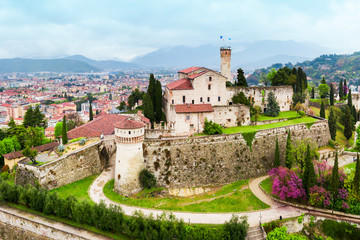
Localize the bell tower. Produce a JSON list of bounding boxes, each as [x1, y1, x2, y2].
[[220, 46, 232, 83]]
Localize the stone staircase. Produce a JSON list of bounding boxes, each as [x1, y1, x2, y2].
[[245, 226, 266, 240]]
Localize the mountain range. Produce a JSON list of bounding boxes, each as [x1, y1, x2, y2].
[[0, 40, 334, 73]]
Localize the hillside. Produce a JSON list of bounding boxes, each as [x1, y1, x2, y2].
[[0, 58, 99, 73], [249, 52, 360, 85]]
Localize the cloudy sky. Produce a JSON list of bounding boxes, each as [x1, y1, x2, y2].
[[0, 0, 359, 61]]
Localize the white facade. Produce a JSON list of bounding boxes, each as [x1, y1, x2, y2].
[[114, 123, 145, 196]]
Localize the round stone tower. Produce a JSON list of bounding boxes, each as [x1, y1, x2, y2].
[[220, 46, 232, 83], [113, 118, 145, 196]]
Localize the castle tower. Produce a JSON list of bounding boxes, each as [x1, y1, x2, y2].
[[220, 46, 232, 83], [113, 118, 146, 196]]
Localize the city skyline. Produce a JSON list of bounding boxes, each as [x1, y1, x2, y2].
[[0, 0, 359, 61]]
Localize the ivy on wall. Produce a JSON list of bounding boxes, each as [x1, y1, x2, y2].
[[241, 131, 257, 151]]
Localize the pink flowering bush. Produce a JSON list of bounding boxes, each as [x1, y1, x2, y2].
[[314, 160, 346, 189], [309, 185, 331, 208], [268, 167, 306, 201]]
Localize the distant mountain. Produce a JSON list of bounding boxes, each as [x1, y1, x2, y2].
[[64, 55, 139, 71], [0, 58, 99, 73], [132, 40, 333, 71]]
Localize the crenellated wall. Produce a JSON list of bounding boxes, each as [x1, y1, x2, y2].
[[143, 120, 330, 188]]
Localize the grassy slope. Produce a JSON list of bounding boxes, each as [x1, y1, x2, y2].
[[49, 175, 98, 202], [104, 179, 269, 212], [223, 117, 318, 134], [260, 178, 272, 195], [257, 111, 299, 121]]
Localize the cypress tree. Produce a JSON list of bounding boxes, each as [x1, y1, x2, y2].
[[303, 144, 316, 196], [328, 108, 337, 141], [311, 87, 315, 99], [285, 130, 292, 169], [296, 68, 303, 93], [62, 115, 68, 145], [331, 152, 340, 200], [330, 84, 334, 106], [147, 73, 156, 105], [274, 138, 280, 167], [236, 68, 248, 87], [339, 79, 343, 100], [344, 79, 347, 97], [154, 80, 162, 122], [89, 102, 93, 121], [321, 76, 326, 84], [352, 106, 358, 123], [354, 153, 360, 195], [143, 93, 154, 123], [344, 105, 353, 140], [348, 88, 352, 109], [320, 101, 326, 118]]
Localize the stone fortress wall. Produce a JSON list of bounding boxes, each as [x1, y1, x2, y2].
[[16, 139, 116, 190], [143, 119, 330, 188]]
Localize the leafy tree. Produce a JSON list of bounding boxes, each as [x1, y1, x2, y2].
[[330, 84, 334, 106], [11, 136, 21, 151], [33, 105, 46, 128], [3, 138, 14, 153], [117, 101, 127, 111], [232, 92, 251, 107], [21, 146, 38, 164], [223, 215, 248, 240], [203, 118, 223, 135], [267, 68, 277, 85], [265, 91, 280, 117], [143, 93, 154, 123], [235, 68, 247, 87], [293, 139, 318, 173], [318, 83, 330, 99], [109, 92, 112, 100], [23, 107, 34, 128], [320, 101, 326, 118], [331, 152, 339, 202], [62, 115, 68, 145], [54, 122, 63, 139], [285, 130, 293, 169], [128, 88, 145, 109], [259, 72, 270, 86], [328, 108, 337, 141], [344, 105, 353, 140], [354, 153, 360, 195], [66, 112, 83, 127], [89, 102, 93, 121], [154, 80, 163, 122], [339, 79, 344, 100], [274, 138, 280, 167], [303, 144, 316, 196], [321, 76, 327, 84], [139, 169, 156, 189]]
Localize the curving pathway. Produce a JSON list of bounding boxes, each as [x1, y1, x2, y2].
[[89, 152, 356, 227]]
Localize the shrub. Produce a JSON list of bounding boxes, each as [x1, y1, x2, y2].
[[1, 165, 9, 173], [79, 138, 87, 146], [298, 110, 306, 117], [139, 169, 156, 189], [223, 215, 248, 240], [57, 144, 65, 152], [203, 118, 223, 135], [321, 219, 360, 240]]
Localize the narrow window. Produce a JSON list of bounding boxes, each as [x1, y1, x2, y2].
[[207, 97, 210, 102], [186, 115, 190, 120], [208, 85, 211, 90], [218, 96, 221, 101], [200, 97, 203, 102], [192, 100, 194, 104], [172, 99, 174, 104], [209, 76, 212, 81], [128, 131, 131, 134], [183, 96, 185, 103]]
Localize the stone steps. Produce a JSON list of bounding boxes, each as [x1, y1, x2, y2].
[[245, 226, 265, 240]]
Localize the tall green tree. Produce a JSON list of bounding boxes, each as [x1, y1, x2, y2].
[[331, 152, 340, 203], [54, 122, 63, 139], [303, 144, 316, 197], [328, 108, 337, 141], [321, 76, 327, 84], [109, 92, 112, 100], [339, 79, 344, 100], [330, 84, 334, 106], [89, 102, 93, 121], [265, 91, 280, 117], [311, 87, 315, 99], [34, 105, 46, 128], [320, 101, 326, 118], [22, 146, 38, 164], [147, 73, 156, 105], [344, 105, 353, 140], [23, 106, 34, 128], [285, 130, 292, 169], [236, 68, 248, 87], [274, 138, 280, 167], [154, 80, 163, 122], [318, 83, 330, 99], [62, 115, 68, 145], [348, 88, 353, 109], [344, 79, 348, 96], [117, 101, 127, 111], [353, 153, 360, 195], [143, 93, 154, 123], [128, 88, 145, 109]]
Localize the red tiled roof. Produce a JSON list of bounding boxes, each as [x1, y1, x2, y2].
[[3, 142, 59, 160], [175, 104, 214, 113], [114, 118, 146, 129], [67, 114, 128, 139], [178, 67, 202, 74], [166, 79, 193, 90], [187, 70, 208, 79]]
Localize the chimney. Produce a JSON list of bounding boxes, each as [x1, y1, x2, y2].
[[220, 46, 232, 83]]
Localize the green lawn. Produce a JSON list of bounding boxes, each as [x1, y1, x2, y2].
[[223, 117, 318, 134], [49, 175, 97, 202], [257, 111, 299, 121], [104, 179, 269, 212], [260, 178, 272, 195], [343, 162, 356, 173]]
